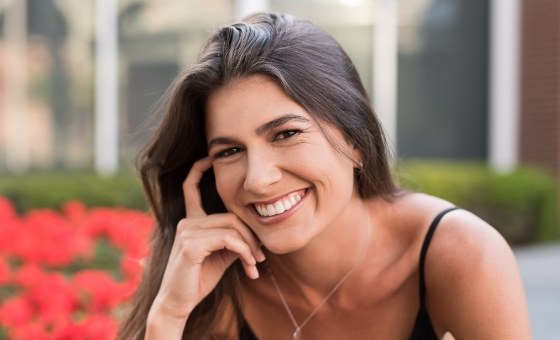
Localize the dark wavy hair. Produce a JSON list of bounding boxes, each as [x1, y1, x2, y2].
[[118, 12, 397, 339]]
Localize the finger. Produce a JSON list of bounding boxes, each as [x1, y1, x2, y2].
[[203, 229, 257, 266], [183, 157, 214, 217], [210, 233, 260, 279], [180, 228, 260, 279], [179, 213, 265, 262], [227, 216, 266, 263]]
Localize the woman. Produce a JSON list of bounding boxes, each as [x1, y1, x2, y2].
[[118, 12, 530, 339]]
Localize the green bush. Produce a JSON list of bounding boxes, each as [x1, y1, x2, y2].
[[397, 161, 559, 244], [0, 171, 147, 213]]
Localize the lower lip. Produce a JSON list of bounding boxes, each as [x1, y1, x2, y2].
[[252, 189, 310, 225]]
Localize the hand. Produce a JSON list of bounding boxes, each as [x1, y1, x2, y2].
[[148, 157, 265, 326]]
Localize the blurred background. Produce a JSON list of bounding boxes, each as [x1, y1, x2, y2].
[[0, 0, 558, 338], [0, 0, 558, 176]]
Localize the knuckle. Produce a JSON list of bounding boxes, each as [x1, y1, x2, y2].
[[179, 237, 194, 250], [174, 232, 195, 254], [223, 229, 238, 241], [176, 218, 202, 236], [176, 218, 192, 232], [177, 229, 192, 241], [183, 173, 199, 188], [182, 180, 193, 194]]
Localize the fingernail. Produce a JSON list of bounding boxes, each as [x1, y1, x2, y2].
[[256, 249, 266, 262], [250, 265, 259, 279]]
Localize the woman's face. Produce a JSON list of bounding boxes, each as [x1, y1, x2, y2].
[[205, 75, 361, 254]]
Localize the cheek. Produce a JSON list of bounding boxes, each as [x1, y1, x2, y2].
[[213, 170, 230, 200], [301, 145, 354, 177], [315, 155, 356, 196], [213, 165, 243, 204]]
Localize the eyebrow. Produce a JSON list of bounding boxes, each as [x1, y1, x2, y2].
[[207, 114, 310, 150], [255, 114, 310, 136]]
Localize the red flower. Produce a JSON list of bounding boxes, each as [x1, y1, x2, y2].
[[10, 210, 91, 267], [84, 208, 153, 258], [0, 198, 154, 338], [18, 210, 93, 266], [0, 200, 21, 257], [73, 270, 128, 313], [0, 296, 33, 329], [62, 200, 87, 222], [10, 265, 78, 327], [9, 321, 50, 340], [83, 208, 116, 238], [0, 196, 16, 220], [28, 271, 77, 326], [53, 313, 117, 340], [121, 255, 144, 283], [13, 263, 48, 290]]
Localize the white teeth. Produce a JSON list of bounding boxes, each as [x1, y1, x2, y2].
[[254, 192, 303, 217], [274, 202, 285, 214], [266, 205, 276, 216], [289, 196, 297, 205]]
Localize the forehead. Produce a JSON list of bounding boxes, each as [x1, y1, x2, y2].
[[204, 75, 312, 135]]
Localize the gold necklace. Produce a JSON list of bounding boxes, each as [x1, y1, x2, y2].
[[268, 225, 371, 340]]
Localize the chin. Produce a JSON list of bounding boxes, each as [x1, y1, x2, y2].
[[261, 233, 309, 255]]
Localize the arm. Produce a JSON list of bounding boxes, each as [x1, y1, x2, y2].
[[427, 210, 531, 339], [146, 306, 189, 339]]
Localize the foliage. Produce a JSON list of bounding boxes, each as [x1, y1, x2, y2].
[[397, 161, 559, 244], [0, 198, 153, 339], [0, 171, 147, 214]]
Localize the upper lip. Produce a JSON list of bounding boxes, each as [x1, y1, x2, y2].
[[246, 188, 308, 206]]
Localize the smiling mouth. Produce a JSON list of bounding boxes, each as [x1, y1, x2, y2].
[[253, 189, 307, 217]]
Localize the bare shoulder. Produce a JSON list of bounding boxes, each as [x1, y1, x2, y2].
[[410, 195, 532, 339]]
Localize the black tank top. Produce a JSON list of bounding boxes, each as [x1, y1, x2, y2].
[[239, 207, 458, 340]]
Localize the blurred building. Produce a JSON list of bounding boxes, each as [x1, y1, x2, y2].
[[0, 0, 558, 184], [518, 0, 559, 182]]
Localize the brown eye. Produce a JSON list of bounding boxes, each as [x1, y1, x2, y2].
[[274, 130, 300, 141], [215, 147, 243, 158]]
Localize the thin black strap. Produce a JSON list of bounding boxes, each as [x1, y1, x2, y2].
[[418, 207, 459, 306]]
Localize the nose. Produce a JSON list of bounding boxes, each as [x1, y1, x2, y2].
[[243, 151, 282, 195]]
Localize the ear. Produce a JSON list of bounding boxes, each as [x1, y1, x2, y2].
[[351, 145, 363, 169]]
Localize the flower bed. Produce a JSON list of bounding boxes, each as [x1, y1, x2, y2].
[[0, 197, 153, 339]]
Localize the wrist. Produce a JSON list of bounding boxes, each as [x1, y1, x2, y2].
[[145, 303, 190, 339]]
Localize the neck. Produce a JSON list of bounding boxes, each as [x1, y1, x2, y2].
[[265, 198, 375, 303]]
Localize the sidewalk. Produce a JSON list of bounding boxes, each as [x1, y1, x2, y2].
[[514, 242, 560, 340]]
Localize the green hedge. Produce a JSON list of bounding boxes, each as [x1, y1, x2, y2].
[[0, 162, 558, 244], [397, 161, 559, 244], [0, 171, 147, 213]]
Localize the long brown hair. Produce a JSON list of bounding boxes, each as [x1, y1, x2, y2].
[[117, 12, 397, 339]]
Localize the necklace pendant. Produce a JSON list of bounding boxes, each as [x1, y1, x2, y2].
[[293, 327, 301, 340]]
